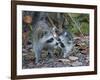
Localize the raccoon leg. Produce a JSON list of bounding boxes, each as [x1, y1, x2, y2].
[[63, 44, 73, 58], [33, 47, 41, 64]]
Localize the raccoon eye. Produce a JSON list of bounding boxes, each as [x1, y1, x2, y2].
[[44, 31, 48, 35]]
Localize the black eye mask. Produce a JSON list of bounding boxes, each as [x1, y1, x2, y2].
[[56, 38, 65, 48], [59, 42, 65, 48], [46, 38, 54, 43], [57, 38, 61, 41]]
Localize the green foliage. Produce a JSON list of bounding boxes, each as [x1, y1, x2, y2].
[[64, 13, 89, 36], [80, 22, 89, 35], [23, 12, 89, 37]]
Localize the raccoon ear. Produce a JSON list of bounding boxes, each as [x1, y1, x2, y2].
[[39, 12, 48, 21]]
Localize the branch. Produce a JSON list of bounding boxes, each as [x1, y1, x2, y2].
[[47, 15, 56, 28]]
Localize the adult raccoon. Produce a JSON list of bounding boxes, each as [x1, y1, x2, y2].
[[32, 12, 58, 64]]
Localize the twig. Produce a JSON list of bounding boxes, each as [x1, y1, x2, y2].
[[47, 15, 56, 28]]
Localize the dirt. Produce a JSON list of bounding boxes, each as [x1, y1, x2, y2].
[[22, 36, 89, 69]]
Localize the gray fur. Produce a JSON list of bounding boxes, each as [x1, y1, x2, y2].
[[32, 12, 74, 64]]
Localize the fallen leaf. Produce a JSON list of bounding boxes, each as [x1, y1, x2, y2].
[[69, 56, 78, 61], [58, 59, 70, 65]]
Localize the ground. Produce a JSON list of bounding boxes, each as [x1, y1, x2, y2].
[[22, 36, 89, 69]]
